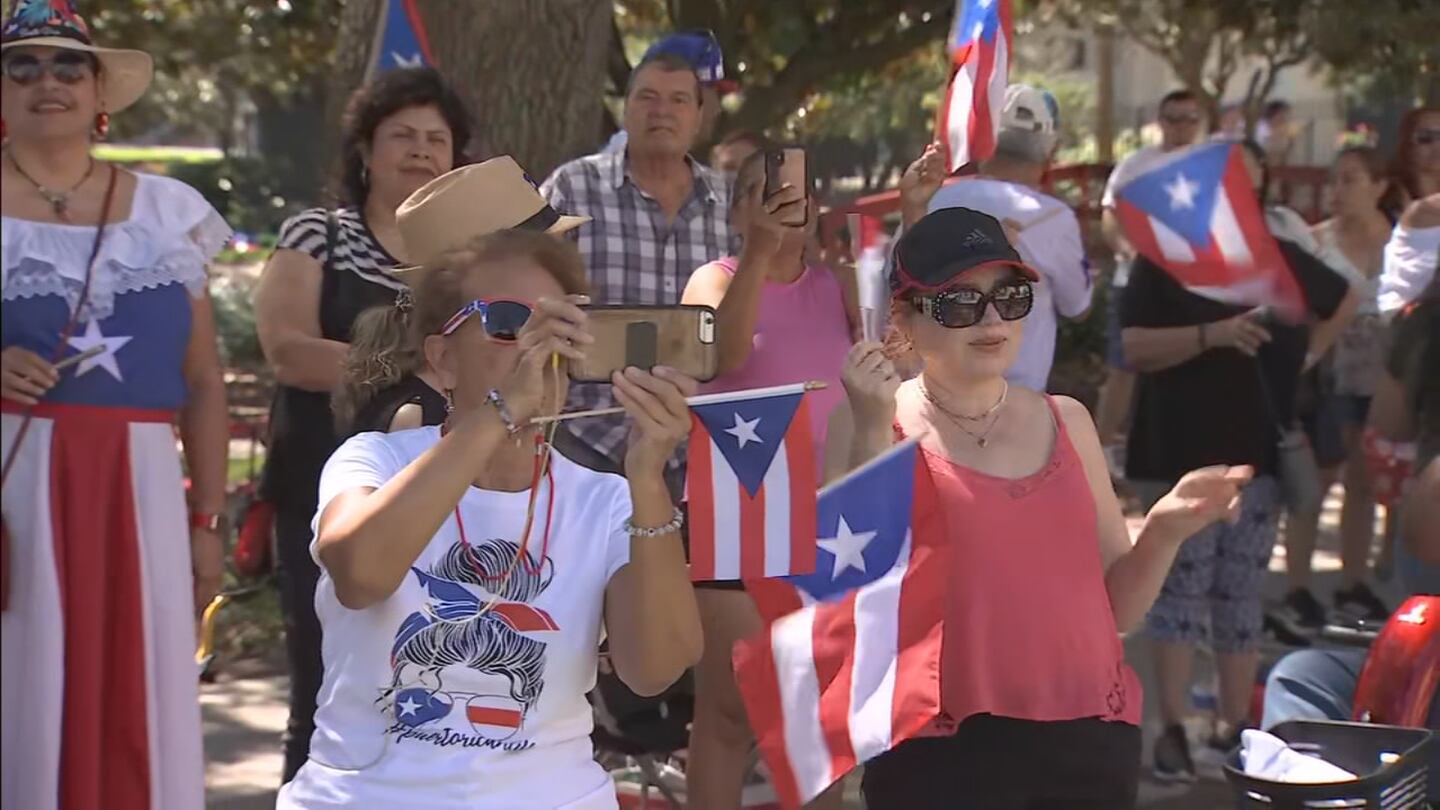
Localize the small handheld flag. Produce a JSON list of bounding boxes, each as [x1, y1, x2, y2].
[[735, 440, 947, 808], [686, 384, 817, 582], [936, 0, 1013, 172], [1114, 142, 1303, 315]]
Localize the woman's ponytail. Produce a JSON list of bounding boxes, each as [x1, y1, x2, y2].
[[333, 290, 423, 434]]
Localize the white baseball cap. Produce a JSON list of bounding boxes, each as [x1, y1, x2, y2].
[[1000, 84, 1058, 136]]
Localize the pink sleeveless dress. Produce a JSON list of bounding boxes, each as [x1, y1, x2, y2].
[[902, 396, 1142, 729]]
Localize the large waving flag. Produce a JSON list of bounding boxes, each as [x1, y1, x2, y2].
[[735, 441, 947, 808], [937, 0, 1012, 172], [367, 0, 435, 78], [1115, 142, 1303, 315], [687, 384, 817, 582]]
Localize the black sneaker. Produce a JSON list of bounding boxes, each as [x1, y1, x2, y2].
[[1334, 582, 1390, 623], [1152, 723, 1198, 783], [1263, 588, 1324, 646]]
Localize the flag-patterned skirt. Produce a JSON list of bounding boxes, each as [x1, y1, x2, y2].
[[1, 403, 204, 810]]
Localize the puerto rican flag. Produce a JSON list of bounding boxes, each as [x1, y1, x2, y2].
[[367, 0, 435, 77], [936, 0, 1012, 172], [735, 441, 947, 808], [1114, 141, 1304, 315], [686, 384, 817, 582]]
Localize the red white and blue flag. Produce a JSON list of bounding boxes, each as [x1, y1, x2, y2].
[[937, 0, 1012, 172], [686, 384, 817, 582], [735, 441, 947, 809], [367, 0, 435, 77], [1114, 141, 1303, 315]]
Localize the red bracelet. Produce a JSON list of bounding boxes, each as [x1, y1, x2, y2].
[[190, 511, 224, 532]]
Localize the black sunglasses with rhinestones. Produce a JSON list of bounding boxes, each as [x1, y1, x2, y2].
[[2, 51, 96, 86], [913, 282, 1034, 329]]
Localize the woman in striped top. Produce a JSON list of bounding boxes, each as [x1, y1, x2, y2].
[[252, 66, 472, 782]]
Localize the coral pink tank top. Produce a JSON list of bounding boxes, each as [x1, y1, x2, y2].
[[903, 396, 1142, 728]]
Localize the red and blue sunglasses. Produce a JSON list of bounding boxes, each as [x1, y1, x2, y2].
[[439, 298, 533, 341]]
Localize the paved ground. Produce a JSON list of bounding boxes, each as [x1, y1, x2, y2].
[[202, 490, 1398, 808]]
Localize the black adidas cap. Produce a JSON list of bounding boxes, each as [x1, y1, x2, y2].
[[889, 207, 1039, 294]]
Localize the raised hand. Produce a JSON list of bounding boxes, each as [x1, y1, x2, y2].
[[615, 366, 700, 478], [1145, 465, 1255, 545], [496, 294, 592, 422], [842, 341, 900, 427]]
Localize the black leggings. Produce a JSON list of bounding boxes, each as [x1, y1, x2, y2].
[[274, 506, 323, 784], [861, 714, 1141, 810]]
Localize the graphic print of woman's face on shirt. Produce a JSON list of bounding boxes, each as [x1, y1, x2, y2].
[[385, 538, 559, 743]]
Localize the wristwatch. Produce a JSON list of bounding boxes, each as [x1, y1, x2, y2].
[[190, 511, 227, 533]]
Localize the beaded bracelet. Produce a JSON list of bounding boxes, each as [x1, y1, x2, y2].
[[485, 389, 521, 435], [625, 506, 685, 538]]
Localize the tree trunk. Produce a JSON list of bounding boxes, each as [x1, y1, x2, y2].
[[325, 0, 612, 184]]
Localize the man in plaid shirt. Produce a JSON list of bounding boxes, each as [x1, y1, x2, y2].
[[542, 49, 734, 482]]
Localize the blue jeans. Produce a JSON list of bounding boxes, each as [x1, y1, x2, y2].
[[1263, 649, 1438, 799]]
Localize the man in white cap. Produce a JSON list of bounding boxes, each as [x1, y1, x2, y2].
[[899, 83, 1092, 392]]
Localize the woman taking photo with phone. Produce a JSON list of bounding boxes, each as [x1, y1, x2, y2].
[[332, 157, 590, 438], [680, 149, 852, 809], [277, 229, 701, 809], [253, 66, 471, 779], [1, 2, 229, 806], [826, 207, 1251, 808]]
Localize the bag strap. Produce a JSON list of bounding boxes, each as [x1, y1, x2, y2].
[[1, 164, 121, 489], [317, 209, 340, 335]]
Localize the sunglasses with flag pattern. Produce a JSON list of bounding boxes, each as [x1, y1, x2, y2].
[[439, 299, 534, 341]]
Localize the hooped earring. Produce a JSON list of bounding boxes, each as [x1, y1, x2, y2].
[[93, 112, 110, 140]]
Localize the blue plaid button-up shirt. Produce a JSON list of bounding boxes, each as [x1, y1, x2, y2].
[[541, 150, 734, 467]]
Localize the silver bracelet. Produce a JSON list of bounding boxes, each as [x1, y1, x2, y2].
[[625, 507, 684, 538]]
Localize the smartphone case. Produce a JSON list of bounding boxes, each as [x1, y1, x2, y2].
[[570, 305, 719, 383]]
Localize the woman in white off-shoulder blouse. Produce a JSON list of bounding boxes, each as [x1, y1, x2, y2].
[[0, 3, 231, 807]]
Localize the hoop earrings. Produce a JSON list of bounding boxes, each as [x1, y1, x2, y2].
[[93, 112, 110, 140]]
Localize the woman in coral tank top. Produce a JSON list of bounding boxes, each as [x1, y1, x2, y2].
[[825, 207, 1255, 808]]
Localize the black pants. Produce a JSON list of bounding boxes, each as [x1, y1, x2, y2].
[[274, 506, 324, 784], [861, 714, 1141, 810]]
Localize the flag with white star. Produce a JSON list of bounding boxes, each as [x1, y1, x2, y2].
[[686, 383, 816, 582], [734, 439, 948, 808], [367, 0, 434, 79], [1114, 141, 1303, 315]]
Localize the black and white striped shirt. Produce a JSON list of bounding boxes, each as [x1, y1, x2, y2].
[[263, 207, 403, 514]]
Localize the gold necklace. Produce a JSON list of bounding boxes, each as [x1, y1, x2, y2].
[[6, 150, 96, 221], [920, 379, 1008, 447]]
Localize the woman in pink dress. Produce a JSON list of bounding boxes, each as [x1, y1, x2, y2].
[[1, 2, 230, 807], [680, 150, 853, 809]]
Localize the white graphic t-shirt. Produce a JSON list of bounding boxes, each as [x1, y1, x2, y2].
[[278, 427, 632, 809]]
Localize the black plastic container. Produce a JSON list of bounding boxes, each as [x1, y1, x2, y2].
[[1224, 721, 1434, 809]]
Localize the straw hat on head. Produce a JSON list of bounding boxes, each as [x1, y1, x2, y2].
[[1, 0, 154, 114], [390, 156, 590, 279]]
